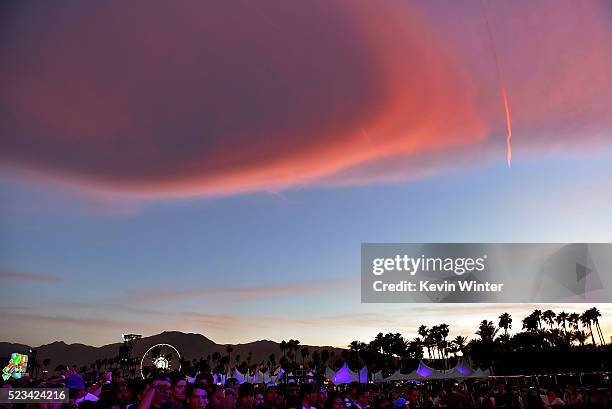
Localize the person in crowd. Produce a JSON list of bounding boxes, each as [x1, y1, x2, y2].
[[344, 384, 360, 409], [126, 380, 148, 409], [195, 374, 213, 388], [523, 387, 544, 409], [237, 383, 255, 409], [66, 373, 100, 408], [543, 389, 564, 408], [275, 388, 286, 409], [357, 388, 371, 409], [432, 389, 446, 407], [185, 385, 209, 409], [392, 397, 407, 409], [562, 386, 582, 406], [325, 392, 345, 409], [405, 387, 419, 408], [475, 387, 495, 408], [285, 397, 300, 409], [169, 374, 187, 409], [110, 382, 130, 409], [225, 379, 240, 395], [494, 384, 513, 408], [209, 384, 228, 409], [314, 386, 327, 409], [224, 380, 239, 409], [138, 375, 172, 409], [262, 385, 278, 409], [299, 384, 317, 409], [254, 391, 265, 408]]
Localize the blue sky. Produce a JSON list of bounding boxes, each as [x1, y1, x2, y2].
[[2, 152, 612, 347]]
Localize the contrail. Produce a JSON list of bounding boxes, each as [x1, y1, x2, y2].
[[481, 0, 512, 168]]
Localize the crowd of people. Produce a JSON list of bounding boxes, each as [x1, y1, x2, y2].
[[1, 369, 611, 409]]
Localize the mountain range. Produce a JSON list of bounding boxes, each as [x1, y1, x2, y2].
[[0, 332, 343, 368]]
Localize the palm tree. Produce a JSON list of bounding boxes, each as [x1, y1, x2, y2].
[[320, 349, 329, 367], [556, 311, 569, 333], [451, 336, 467, 355], [498, 313, 512, 336], [579, 312, 596, 345], [586, 307, 605, 345], [568, 313, 580, 331], [476, 320, 498, 342], [269, 353, 276, 368], [418, 326, 431, 359], [522, 315, 539, 333], [226, 344, 234, 363], [408, 338, 424, 359], [300, 347, 310, 367], [280, 340, 287, 359], [542, 310, 556, 330], [372, 332, 385, 354], [572, 330, 587, 346], [532, 310, 543, 329], [424, 333, 436, 360], [286, 339, 300, 365], [438, 324, 450, 367]]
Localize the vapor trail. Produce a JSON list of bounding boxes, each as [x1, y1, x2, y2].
[[482, 0, 513, 168]]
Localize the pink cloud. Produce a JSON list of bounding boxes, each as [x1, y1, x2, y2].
[[0, 271, 62, 283], [0, 1, 611, 197]]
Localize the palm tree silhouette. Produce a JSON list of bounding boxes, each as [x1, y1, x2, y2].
[[568, 313, 580, 331], [542, 310, 556, 330], [586, 307, 604, 345], [225, 344, 234, 364], [476, 320, 498, 342], [300, 347, 309, 367], [556, 311, 569, 333], [498, 312, 512, 336], [579, 312, 596, 345]]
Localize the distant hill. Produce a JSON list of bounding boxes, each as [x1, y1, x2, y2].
[[0, 332, 343, 368]]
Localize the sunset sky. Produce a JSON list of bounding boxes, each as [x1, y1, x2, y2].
[[1, 0, 612, 348]]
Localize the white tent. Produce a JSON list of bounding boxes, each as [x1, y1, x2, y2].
[[383, 370, 411, 382], [470, 368, 490, 378], [442, 358, 475, 379], [380, 359, 484, 382], [325, 364, 369, 384], [232, 369, 246, 384]]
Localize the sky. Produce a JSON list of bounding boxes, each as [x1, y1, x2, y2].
[[1, 0, 612, 348]]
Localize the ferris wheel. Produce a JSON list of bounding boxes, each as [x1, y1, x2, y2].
[[140, 343, 181, 378]]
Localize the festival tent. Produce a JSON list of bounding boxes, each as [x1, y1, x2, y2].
[[372, 371, 384, 382], [325, 364, 369, 384], [350, 365, 368, 383], [381, 359, 485, 382], [246, 370, 269, 384], [383, 370, 413, 382], [469, 368, 490, 378], [232, 369, 246, 384], [270, 367, 284, 384], [332, 363, 353, 383], [415, 360, 437, 378], [442, 358, 475, 379]]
